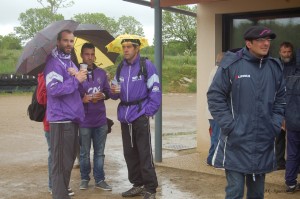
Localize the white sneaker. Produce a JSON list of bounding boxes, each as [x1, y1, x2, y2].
[[48, 187, 74, 196], [68, 187, 75, 196]]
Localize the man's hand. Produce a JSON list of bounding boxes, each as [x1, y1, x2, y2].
[[93, 92, 106, 101], [82, 93, 92, 103], [67, 67, 77, 76], [75, 70, 87, 83]]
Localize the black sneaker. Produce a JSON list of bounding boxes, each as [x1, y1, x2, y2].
[[122, 186, 145, 197], [143, 192, 156, 199], [286, 183, 300, 193]]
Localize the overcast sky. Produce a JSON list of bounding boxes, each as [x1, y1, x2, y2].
[[0, 0, 155, 43]]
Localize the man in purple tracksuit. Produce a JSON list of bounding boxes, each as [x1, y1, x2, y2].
[[77, 43, 112, 191], [110, 38, 161, 199], [44, 29, 87, 199]]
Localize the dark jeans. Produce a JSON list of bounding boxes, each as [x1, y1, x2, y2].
[[285, 130, 300, 186], [225, 170, 265, 199], [121, 115, 158, 193], [275, 129, 286, 167]]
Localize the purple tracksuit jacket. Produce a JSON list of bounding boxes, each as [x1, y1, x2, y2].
[[44, 54, 85, 123], [78, 65, 110, 128], [110, 54, 161, 123]]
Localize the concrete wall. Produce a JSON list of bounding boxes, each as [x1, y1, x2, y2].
[[196, 0, 300, 152]]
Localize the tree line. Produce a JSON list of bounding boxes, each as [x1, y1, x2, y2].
[[0, 0, 197, 55]]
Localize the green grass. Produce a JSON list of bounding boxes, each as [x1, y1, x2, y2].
[[161, 55, 196, 93], [0, 49, 22, 74], [0, 49, 197, 93], [105, 53, 197, 93]]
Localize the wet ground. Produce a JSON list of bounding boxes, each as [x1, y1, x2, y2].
[[0, 94, 299, 199]]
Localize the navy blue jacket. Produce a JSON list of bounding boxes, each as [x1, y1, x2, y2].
[[207, 47, 286, 174], [285, 67, 300, 131], [281, 58, 297, 79]]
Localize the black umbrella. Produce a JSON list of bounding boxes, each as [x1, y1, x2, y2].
[[15, 20, 118, 76]]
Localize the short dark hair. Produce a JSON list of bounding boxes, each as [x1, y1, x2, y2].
[[279, 41, 294, 51], [57, 29, 73, 41], [81, 43, 95, 53]]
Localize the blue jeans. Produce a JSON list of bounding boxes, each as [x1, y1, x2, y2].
[[225, 170, 265, 199], [207, 119, 221, 165], [44, 131, 52, 189], [79, 125, 108, 183]]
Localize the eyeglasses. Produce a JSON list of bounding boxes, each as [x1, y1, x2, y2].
[[255, 38, 272, 42]]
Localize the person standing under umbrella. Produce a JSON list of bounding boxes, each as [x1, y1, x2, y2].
[[77, 43, 112, 191], [110, 38, 161, 199], [44, 29, 87, 199]]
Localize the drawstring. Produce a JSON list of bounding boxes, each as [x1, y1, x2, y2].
[[252, 173, 256, 182], [87, 68, 94, 82], [128, 123, 133, 148]]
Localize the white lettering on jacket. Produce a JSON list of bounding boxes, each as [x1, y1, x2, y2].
[[235, 74, 251, 79]]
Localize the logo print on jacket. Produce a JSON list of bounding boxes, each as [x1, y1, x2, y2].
[[235, 74, 251, 79], [132, 76, 143, 82], [88, 86, 101, 94]]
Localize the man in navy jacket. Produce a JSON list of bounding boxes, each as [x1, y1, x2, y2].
[[207, 26, 286, 199]]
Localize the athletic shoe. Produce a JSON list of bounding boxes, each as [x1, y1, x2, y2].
[[95, 180, 112, 191], [80, 180, 89, 190], [68, 187, 75, 196], [48, 187, 74, 196], [286, 183, 300, 193], [122, 186, 145, 197], [143, 192, 156, 199]]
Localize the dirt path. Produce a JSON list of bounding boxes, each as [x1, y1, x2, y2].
[[0, 94, 298, 199]]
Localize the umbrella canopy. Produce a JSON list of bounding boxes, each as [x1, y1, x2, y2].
[[106, 34, 149, 54], [15, 20, 118, 76], [73, 37, 114, 68]]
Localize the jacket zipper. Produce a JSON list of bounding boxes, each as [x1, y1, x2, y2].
[[124, 65, 131, 124], [125, 65, 133, 147], [259, 58, 263, 68]]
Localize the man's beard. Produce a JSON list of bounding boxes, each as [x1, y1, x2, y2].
[[59, 46, 72, 55], [281, 57, 291, 63]]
